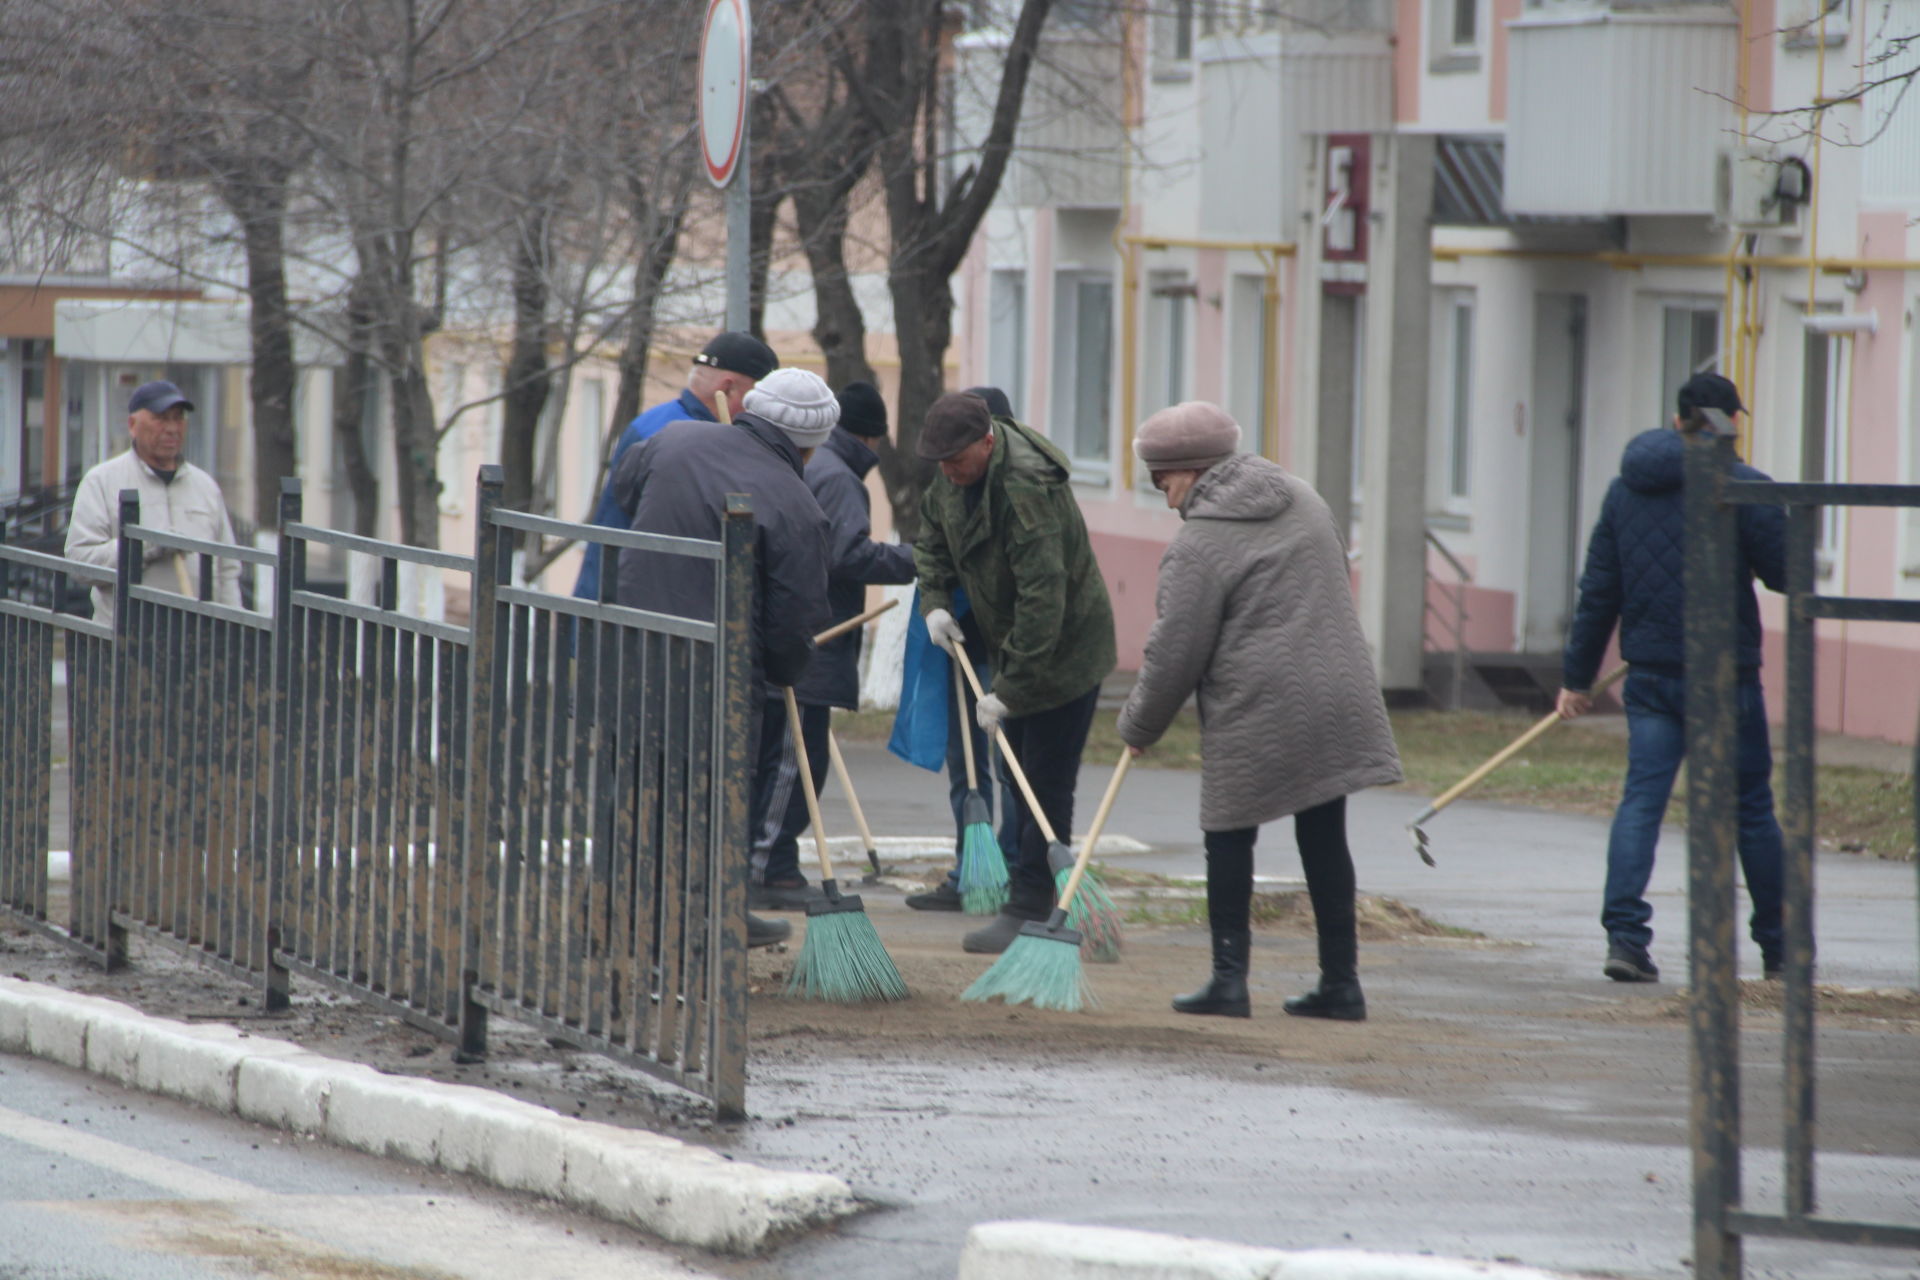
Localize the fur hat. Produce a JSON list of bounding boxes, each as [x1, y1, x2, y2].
[[744, 368, 839, 449], [1134, 401, 1243, 472]]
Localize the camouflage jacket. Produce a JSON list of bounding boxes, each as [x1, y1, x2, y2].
[[914, 416, 1116, 716]]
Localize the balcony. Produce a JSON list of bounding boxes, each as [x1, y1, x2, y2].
[[1504, 5, 1737, 217]]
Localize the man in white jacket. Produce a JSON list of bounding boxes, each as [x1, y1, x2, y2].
[[65, 380, 241, 627]]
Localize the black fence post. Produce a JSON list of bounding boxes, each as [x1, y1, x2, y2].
[[1684, 427, 1742, 1280], [263, 478, 302, 1013], [1781, 501, 1818, 1217], [713, 494, 754, 1121], [459, 464, 508, 1062], [103, 489, 144, 971]]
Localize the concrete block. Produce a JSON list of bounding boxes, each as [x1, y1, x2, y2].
[[234, 1050, 352, 1133], [23, 995, 92, 1069], [0, 982, 34, 1052], [960, 1222, 1288, 1280], [133, 1023, 253, 1113], [322, 1069, 452, 1165], [82, 1010, 152, 1086], [558, 1122, 860, 1254]]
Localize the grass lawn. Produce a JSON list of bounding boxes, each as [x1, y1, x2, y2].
[[832, 705, 1916, 862]]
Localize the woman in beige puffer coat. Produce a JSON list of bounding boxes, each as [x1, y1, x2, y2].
[[1118, 402, 1402, 1020]]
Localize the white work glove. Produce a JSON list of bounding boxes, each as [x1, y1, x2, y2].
[[924, 607, 965, 652], [975, 692, 1008, 737]]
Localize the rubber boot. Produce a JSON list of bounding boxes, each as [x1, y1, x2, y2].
[[1172, 929, 1251, 1018], [963, 869, 1053, 954], [1284, 911, 1365, 1021]]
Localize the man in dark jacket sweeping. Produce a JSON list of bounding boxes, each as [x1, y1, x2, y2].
[[1556, 372, 1786, 984], [573, 330, 778, 603], [611, 366, 835, 947], [915, 391, 1117, 954], [750, 382, 918, 909]]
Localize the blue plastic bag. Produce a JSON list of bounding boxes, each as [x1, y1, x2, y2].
[[887, 586, 969, 772]]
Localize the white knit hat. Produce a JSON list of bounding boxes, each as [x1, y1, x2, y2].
[[743, 367, 838, 448]]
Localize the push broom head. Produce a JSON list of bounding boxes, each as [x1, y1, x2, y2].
[[783, 879, 909, 1003], [1047, 840, 1124, 963], [960, 909, 1092, 1013], [957, 791, 1008, 914]]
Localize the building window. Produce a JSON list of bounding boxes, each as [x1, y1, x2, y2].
[[988, 269, 1027, 419], [1051, 271, 1114, 475], [1229, 273, 1271, 459], [1430, 0, 1481, 70], [1431, 293, 1474, 510], [1158, 0, 1196, 64], [1660, 303, 1721, 420], [1801, 329, 1847, 570], [1146, 271, 1194, 415]]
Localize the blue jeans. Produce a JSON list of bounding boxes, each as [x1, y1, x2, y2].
[[1603, 667, 1784, 958]]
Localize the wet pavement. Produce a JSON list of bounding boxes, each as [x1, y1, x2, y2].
[[718, 743, 1920, 1280]]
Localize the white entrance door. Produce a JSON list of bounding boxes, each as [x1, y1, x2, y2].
[[1525, 293, 1587, 653]]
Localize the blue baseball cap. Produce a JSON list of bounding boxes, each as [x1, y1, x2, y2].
[[129, 380, 193, 416]]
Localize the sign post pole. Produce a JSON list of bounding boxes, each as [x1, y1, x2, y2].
[[700, 0, 752, 332]]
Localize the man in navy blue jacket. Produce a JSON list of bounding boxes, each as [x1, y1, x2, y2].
[[571, 331, 778, 603], [1556, 372, 1786, 984]]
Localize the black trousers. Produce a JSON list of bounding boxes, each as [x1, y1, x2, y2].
[[997, 683, 1101, 918], [748, 694, 835, 885], [1204, 798, 1355, 980]]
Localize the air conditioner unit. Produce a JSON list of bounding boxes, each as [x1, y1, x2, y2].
[[1713, 147, 1802, 234]]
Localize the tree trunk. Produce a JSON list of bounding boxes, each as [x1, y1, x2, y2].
[[225, 168, 298, 529], [332, 288, 381, 537], [500, 207, 553, 522], [609, 181, 687, 450], [385, 316, 441, 550], [791, 185, 876, 392], [875, 243, 947, 541]]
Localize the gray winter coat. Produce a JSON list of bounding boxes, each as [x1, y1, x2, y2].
[[1117, 454, 1402, 831], [793, 428, 916, 709], [610, 413, 831, 693]]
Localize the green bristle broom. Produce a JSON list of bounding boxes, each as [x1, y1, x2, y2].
[[779, 686, 908, 1003], [953, 656, 1125, 960], [1048, 751, 1131, 963], [961, 752, 1131, 1013], [948, 652, 1008, 914]]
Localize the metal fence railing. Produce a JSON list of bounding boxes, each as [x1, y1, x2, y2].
[[1681, 428, 1920, 1278], [0, 466, 755, 1117]]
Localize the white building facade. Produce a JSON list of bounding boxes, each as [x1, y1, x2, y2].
[[952, 0, 1920, 742]]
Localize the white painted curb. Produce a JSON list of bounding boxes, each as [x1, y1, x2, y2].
[[959, 1223, 1577, 1280], [0, 977, 857, 1254]]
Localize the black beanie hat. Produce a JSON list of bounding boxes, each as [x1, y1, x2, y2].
[[836, 381, 889, 438]]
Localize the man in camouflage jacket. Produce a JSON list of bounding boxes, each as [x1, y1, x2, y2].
[[914, 391, 1116, 954]]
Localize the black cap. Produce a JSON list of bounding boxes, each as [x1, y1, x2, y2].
[[692, 331, 779, 381], [1676, 372, 1744, 421], [836, 381, 889, 438], [129, 380, 193, 416], [916, 392, 993, 460], [963, 385, 1013, 420]]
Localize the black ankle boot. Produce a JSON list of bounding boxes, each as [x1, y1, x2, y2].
[[1173, 929, 1251, 1018], [1283, 979, 1365, 1020]]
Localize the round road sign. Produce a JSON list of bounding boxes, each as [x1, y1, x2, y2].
[[699, 0, 749, 188]]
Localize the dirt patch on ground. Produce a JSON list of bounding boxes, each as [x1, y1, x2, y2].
[[1566, 978, 1920, 1030], [3, 878, 1513, 1135]]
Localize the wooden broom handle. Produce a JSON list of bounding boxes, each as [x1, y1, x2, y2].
[[950, 647, 1061, 847], [813, 597, 897, 645], [1059, 751, 1131, 913], [825, 730, 876, 854], [171, 553, 194, 598], [1426, 663, 1630, 816], [782, 685, 837, 882], [952, 654, 979, 791]]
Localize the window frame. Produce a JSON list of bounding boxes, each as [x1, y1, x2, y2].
[[1050, 268, 1116, 482]]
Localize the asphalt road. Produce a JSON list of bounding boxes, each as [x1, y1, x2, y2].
[[0, 1053, 727, 1280]]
